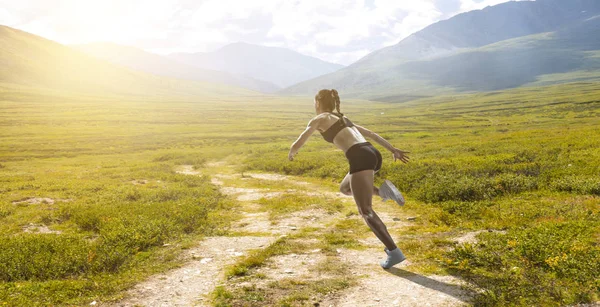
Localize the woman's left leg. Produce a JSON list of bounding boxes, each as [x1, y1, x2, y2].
[[339, 172, 380, 196]]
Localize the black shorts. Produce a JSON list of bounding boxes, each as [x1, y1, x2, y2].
[[345, 142, 382, 174]]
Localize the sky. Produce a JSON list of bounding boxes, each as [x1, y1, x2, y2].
[[0, 0, 525, 65]]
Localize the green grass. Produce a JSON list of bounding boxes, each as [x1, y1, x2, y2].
[[258, 194, 344, 219], [212, 278, 353, 307], [0, 152, 233, 305], [224, 236, 311, 278], [1, 81, 599, 306], [215, 224, 356, 306], [244, 82, 600, 305], [315, 217, 367, 253], [447, 221, 600, 306]]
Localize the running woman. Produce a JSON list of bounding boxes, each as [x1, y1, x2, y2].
[[288, 89, 410, 269]]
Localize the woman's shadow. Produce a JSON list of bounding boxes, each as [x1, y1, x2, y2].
[[384, 267, 471, 302]]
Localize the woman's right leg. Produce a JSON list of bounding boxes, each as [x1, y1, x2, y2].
[[349, 169, 397, 251]]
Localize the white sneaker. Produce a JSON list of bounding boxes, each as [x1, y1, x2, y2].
[[380, 247, 406, 269], [379, 180, 405, 206]]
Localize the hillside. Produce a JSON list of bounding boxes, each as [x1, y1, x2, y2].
[[281, 0, 600, 100], [75, 43, 280, 93], [0, 26, 258, 97], [400, 17, 600, 92], [356, 0, 600, 67], [169, 42, 344, 88]]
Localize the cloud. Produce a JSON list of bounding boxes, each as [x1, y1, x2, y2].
[[458, 0, 531, 14], [0, 0, 523, 65], [265, 1, 441, 45], [1, 0, 184, 44], [0, 7, 20, 25], [386, 2, 444, 45], [263, 0, 443, 63], [323, 49, 372, 66]]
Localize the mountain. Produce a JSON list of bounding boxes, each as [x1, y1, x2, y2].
[[0, 25, 257, 97], [74, 43, 280, 93], [399, 16, 600, 92], [282, 0, 600, 100], [169, 42, 345, 88]]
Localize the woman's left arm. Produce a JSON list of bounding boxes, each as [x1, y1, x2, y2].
[[355, 124, 410, 163], [288, 122, 318, 161]]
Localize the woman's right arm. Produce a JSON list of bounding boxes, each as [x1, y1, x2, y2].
[[288, 118, 319, 161], [355, 124, 410, 163]]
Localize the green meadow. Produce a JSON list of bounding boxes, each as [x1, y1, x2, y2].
[[1, 81, 599, 306]]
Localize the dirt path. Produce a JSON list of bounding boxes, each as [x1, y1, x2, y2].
[[112, 237, 274, 307], [319, 213, 471, 307], [320, 248, 469, 307], [110, 164, 282, 307], [109, 162, 472, 307]]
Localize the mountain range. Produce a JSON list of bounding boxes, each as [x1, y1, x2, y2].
[[282, 0, 600, 100], [2, 0, 600, 100], [0, 25, 257, 97], [0, 28, 344, 96], [74, 43, 280, 93], [169, 43, 345, 89]]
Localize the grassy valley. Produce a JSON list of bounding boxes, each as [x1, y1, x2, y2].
[[0, 80, 598, 306], [1, 2, 600, 303]]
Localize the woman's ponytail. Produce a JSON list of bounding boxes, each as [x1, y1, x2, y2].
[[331, 89, 342, 116]]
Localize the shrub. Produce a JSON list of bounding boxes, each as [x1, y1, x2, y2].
[[493, 173, 538, 194], [152, 153, 180, 162], [243, 149, 347, 180], [438, 201, 492, 223], [550, 176, 600, 196], [92, 217, 172, 273], [0, 234, 91, 282], [0, 205, 12, 219], [70, 207, 103, 232], [0, 173, 225, 283], [413, 174, 498, 203], [446, 221, 600, 306], [124, 189, 142, 201], [152, 153, 206, 168]]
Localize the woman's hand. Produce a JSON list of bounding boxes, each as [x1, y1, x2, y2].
[[392, 148, 410, 163]]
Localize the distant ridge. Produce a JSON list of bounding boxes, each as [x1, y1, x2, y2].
[[281, 0, 600, 99], [169, 42, 344, 88], [0, 25, 258, 97], [75, 43, 280, 93]]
